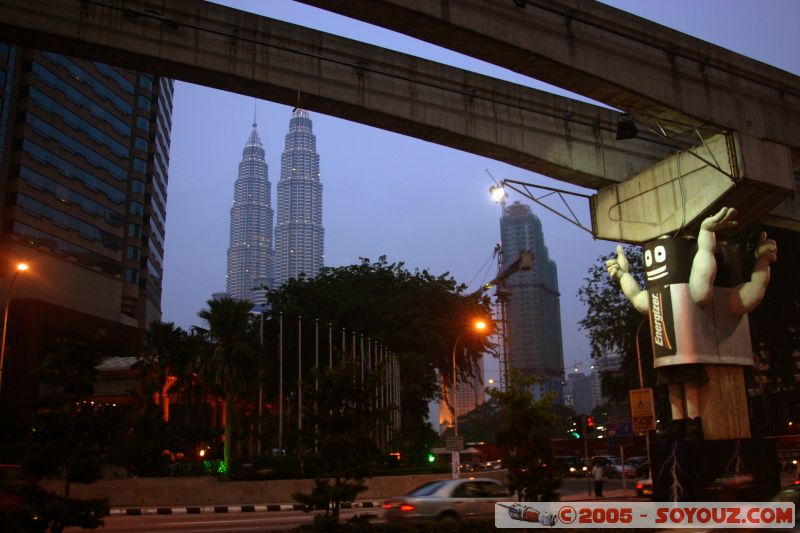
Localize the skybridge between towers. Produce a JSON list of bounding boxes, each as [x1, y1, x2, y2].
[[1, 0, 798, 243]]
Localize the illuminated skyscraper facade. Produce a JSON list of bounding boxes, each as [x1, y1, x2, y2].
[[226, 121, 273, 301], [439, 361, 486, 434], [274, 109, 323, 285]]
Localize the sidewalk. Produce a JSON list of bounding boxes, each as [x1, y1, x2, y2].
[[561, 470, 798, 503], [108, 488, 642, 515], [561, 486, 640, 502], [110, 473, 795, 515], [108, 499, 384, 516]]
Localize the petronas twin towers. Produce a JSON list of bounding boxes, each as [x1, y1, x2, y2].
[[225, 109, 324, 303]]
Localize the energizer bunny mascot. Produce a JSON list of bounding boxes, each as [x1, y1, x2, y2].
[[606, 207, 777, 440]]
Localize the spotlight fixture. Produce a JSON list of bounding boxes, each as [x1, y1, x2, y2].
[[615, 113, 638, 140], [489, 184, 507, 203]]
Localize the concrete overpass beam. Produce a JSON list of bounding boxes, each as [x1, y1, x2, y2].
[[0, 0, 673, 190], [591, 132, 795, 243], [3, 0, 796, 231], [297, 0, 800, 159], [299, 0, 800, 231]]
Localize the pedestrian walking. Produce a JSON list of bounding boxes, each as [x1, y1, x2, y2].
[[591, 461, 604, 497]]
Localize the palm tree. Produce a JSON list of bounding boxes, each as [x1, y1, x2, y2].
[[141, 321, 193, 421], [197, 297, 258, 474]]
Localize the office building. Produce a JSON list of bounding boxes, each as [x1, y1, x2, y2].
[[439, 360, 486, 433], [225, 120, 273, 301], [593, 354, 622, 406], [0, 43, 172, 418], [499, 201, 565, 396], [274, 109, 323, 285], [564, 371, 598, 415]]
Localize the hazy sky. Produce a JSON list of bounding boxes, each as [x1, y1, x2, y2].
[[161, 0, 799, 382]]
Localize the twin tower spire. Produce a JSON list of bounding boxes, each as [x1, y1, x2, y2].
[[225, 108, 324, 303]]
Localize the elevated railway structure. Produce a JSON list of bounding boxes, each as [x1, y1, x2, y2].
[[0, 0, 797, 243]]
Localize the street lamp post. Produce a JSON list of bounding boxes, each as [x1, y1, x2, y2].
[[634, 317, 653, 480], [258, 309, 264, 456], [450, 319, 487, 479], [0, 262, 29, 398]]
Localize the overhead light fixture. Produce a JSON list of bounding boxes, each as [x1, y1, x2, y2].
[[489, 184, 507, 203], [616, 113, 638, 140]]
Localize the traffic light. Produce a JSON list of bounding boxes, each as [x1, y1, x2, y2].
[[570, 416, 583, 439], [427, 453, 436, 463], [586, 416, 595, 434]]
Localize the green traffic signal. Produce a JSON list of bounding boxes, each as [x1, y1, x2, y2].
[[427, 453, 436, 463], [571, 415, 584, 438]]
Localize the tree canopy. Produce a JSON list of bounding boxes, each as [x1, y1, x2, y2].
[[745, 226, 800, 434], [577, 245, 654, 401], [28, 336, 109, 497], [292, 359, 388, 522], [197, 297, 260, 474], [490, 370, 561, 501], [266, 257, 494, 461], [747, 227, 800, 387]]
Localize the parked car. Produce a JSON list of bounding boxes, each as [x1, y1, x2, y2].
[[634, 461, 650, 478], [603, 458, 637, 478], [383, 478, 510, 524], [624, 456, 650, 477], [626, 456, 648, 468], [590, 455, 618, 475], [590, 455, 618, 466], [635, 478, 654, 498]]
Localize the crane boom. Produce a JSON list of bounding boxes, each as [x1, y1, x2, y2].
[[488, 250, 534, 287]]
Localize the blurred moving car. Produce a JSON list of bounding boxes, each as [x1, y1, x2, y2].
[[635, 478, 653, 498], [556, 456, 588, 477], [383, 478, 510, 524]]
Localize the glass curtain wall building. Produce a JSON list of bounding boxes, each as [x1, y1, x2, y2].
[[274, 109, 323, 285], [225, 121, 273, 301], [0, 43, 172, 419], [499, 201, 565, 398]]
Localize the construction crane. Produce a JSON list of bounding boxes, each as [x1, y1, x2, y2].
[[483, 248, 534, 389]]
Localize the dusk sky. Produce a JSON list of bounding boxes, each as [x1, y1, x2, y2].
[[161, 0, 800, 383]]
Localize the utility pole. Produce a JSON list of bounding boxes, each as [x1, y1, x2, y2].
[[582, 416, 592, 496], [258, 311, 263, 456]]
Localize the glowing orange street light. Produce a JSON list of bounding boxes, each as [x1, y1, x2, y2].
[[1, 262, 30, 398], [450, 319, 490, 478]]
